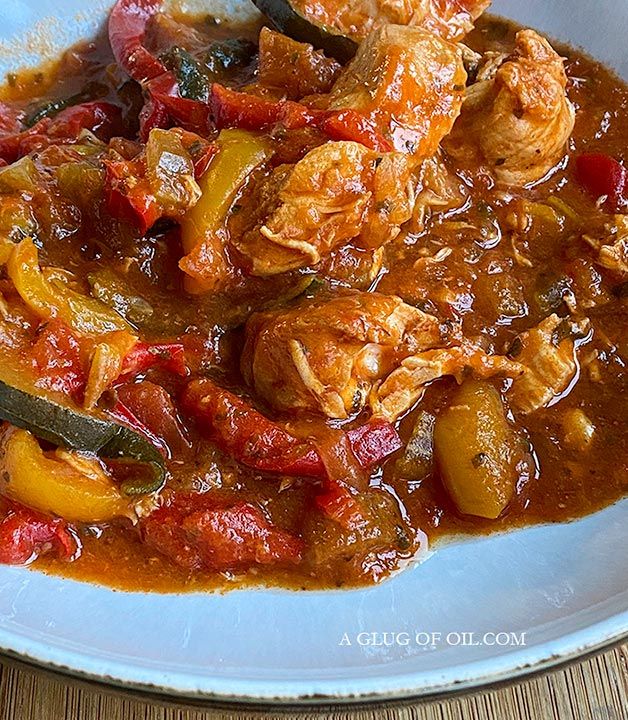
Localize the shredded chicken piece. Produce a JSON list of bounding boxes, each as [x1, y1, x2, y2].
[[327, 25, 467, 157], [234, 142, 414, 275], [508, 314, 590, 414], [447, 29, 575, 185], [596, 215, 628, 278], [291, 0, 491, 43], [242, 291, 518, 420], [411, 153, 469, 231], [372, 344, 522, 420], [242, 291, 444, 418]]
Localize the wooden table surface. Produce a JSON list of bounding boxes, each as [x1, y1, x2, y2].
[[0, 644, 625, 720]]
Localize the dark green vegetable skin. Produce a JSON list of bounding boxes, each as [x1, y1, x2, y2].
[[0, 380, 166, 495], [24, 81, 108, 127], [160, 47, 210, 102], [252, 0, 357, 62]]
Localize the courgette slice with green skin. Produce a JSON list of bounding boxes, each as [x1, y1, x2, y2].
[[252, 0, 357, 62], [24, 81, 109, 127], [0, 380, 166, 495], [160, 47, 210, 102]]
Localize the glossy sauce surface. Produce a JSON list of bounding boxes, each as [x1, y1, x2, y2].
[[0, 12, 625, 591]]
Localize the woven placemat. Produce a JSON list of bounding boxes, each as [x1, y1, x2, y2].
[[0, 644, 625, 719]]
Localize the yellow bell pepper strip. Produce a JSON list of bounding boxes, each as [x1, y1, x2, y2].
[[7, 238, 132, 335], [179, 129, 273, 294], [433, 379, 523, 520], [0, 379, 166, 494], [0, 426, 134, 523]]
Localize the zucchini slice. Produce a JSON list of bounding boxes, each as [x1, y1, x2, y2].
[[0, 380, 166, 495], [252, 0, 357, 62]]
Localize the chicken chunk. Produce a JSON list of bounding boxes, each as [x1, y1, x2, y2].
[[508, 314, 590, 414], [234, 141, 414, 275], [327, 25, 467, 157], [596, 215, 628, 279], [242, 291, 520, 420], [372, 344, 522, 420], [448, 29, 575, 185], [411, 153, 468, 231], [242, 291, 444, 418], [291, 0, 491, 43]]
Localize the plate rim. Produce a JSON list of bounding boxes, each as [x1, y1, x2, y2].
[[0, 607, 625, 704]]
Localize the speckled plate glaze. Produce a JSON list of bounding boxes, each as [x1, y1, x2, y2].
[[0, 0, 626, 705]]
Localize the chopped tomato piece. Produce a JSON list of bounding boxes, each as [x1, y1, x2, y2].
[[0, 101, 22, 136], [0, 504, 80, 565], [315, 483, 368, 530], [141, 496, 302, 570], [31, 320, 86, 401], [183, 503, 303, 569], [575, 153, 627, 211]]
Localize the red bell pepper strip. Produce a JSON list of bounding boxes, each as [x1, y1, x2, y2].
[[210, 84, 394, 153], [345, 419, 403, 468], [103, 156, 163, 234], [120, 341, 188, 379], [141, 496, 303, 570], [0, 101, 22, 135], [0, 101, 123, 164], [143, 72, 212, 138], [108, 398, 169, 456], [116, 381, 191, 457], [0, 504, 80, 565], [209, 83, 310, 130], [575, 153, 627, 211], [138, 92, 171, 141], [109, 0, 212, 138], [182, 378, 402, 479], [318, 111, 394, 153], [31, 320, 86, 402], [182, 378, 327, 478], [315, 483, 368, 530], [108, 0, 167, 83]]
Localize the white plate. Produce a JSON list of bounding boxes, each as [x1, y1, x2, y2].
[[0, 0, 626, 705]]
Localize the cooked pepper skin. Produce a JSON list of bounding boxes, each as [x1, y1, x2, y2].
[[0, 426, 133, 523], [0, 102, 122, 164], [182, 378, 328, 478], [210, 84, 393, 152], [141, 494, 303, 571], [575, 153, 627, 211], [0, 502, 79, 565], [182, 378, 402, 479]]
